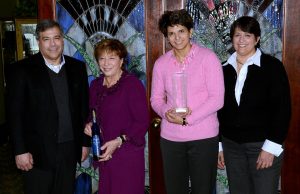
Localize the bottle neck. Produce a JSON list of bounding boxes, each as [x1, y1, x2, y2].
[[92, 109, 97, 123]]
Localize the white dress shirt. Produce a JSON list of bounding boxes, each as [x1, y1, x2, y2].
[[43, 55, 65, 73], [220, 49, 283, 157]]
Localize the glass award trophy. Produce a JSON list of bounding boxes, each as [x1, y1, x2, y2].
[[172, 72, 187, 113]]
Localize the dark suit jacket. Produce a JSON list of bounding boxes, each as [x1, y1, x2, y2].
[[6, 52, 90, 169]]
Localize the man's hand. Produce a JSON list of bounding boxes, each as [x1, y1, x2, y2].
[[15, 153, 33, 171], [256, 150, 275, 170]]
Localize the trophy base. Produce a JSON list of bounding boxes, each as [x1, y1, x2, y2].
[[175, 108, 187, 113]]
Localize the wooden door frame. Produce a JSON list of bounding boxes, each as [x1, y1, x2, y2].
[[144, 0, 165, 192], [37, 0, 55, 20], [145, 1, 185, 193], [281, 0, 300, 193]]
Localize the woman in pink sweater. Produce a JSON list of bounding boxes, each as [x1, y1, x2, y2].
[[150, 9, 224, 194]]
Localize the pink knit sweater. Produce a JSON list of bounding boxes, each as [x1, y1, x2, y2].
[[150, 44, 224, 142]]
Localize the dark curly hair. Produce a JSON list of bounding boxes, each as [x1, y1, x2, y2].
[[159, 9, 194, 37], [230, 16, 261, 48]]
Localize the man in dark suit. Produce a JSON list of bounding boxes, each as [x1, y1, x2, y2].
[[6, 19, 90, 194]]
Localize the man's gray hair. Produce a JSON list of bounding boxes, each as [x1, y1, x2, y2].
[[35, 19, 63, 40]]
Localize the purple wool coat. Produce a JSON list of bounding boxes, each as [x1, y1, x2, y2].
[[88, 71, 149, 194]]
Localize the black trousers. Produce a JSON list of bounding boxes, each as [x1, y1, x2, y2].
[[160, 136, 218, 194], [23, 141, 77, 194], [223, 137, 283, 194]]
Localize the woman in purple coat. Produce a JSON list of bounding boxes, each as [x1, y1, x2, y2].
[[84, 38, 149, 194]]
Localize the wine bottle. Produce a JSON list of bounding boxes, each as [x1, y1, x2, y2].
[[91, 109, 102, 161]]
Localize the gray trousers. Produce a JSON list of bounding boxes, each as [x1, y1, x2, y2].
[[223, 137, 282, 194], [160, 136, 218, 194]]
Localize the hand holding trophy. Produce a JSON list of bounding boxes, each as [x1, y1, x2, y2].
[[167, 71, 191, 125]]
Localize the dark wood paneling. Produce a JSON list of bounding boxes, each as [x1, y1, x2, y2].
[[165, 0, 185, 10], [145, 1, 165, 193], [38, 0, 55, 19], [281, 0, 300, 193]]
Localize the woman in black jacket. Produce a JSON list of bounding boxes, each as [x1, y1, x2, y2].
[[217, 16, 291, 194]]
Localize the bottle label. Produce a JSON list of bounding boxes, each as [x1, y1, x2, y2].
[[92, 135, 101, 157]]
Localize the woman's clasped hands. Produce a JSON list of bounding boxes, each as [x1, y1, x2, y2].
[[84, 122, 122, 162]]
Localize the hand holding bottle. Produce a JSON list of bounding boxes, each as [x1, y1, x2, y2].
[[84, 121, 117, 161], [84, 110, 124, 162], [84, 122, 92, 137], [90, 109, 103, 161], [99, 138, 122, 161]]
